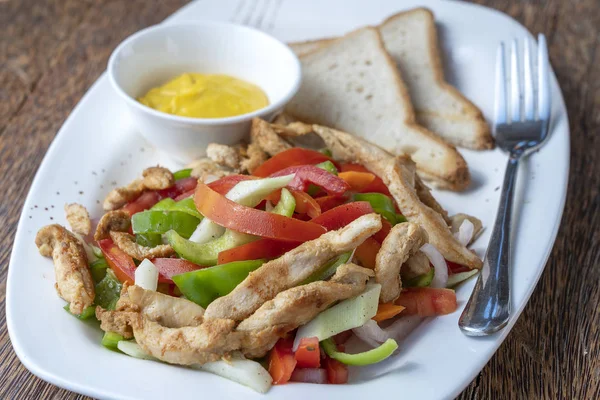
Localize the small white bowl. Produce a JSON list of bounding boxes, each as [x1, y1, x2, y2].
[[108, 21, 301, 163]]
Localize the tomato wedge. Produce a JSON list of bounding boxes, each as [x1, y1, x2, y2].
[[314, 195, 348, 212], [338, 171, 376, 192], [253, 148, 336, 177], [372, 218, 393, 243], [395, 287, 457, 316], [340, 163, 391, 195], [194, 181, 326, 242], [271, 165, 350, 196], [268, 189, 322, 218], [150, 258, 205, 284], [97, 239, 136, 284], [294, 337, 321, 368], [217, 239, 300, 264], [325, 356, 348, 384], [354, 237, 381, 270], [269, 337, 297, 385], [447, 260, 470, 274], [207, 174, 257, 195], [122, 191, 162, 216], [311, 201, 374, 231]]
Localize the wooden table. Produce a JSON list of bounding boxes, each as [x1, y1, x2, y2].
[[1, 0, 598, 398]]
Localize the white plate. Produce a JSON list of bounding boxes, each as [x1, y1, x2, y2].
[[6, 0, 569, 399]]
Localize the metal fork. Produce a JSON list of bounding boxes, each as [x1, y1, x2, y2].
[[458, 34, 552, 336]]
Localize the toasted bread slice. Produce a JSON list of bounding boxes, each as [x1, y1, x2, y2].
[[379, 8, 493, 149], [289, 38, 337, 57], [285, 27, 469, 190]]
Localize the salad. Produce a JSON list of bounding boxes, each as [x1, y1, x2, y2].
[[35, 118, 482, 393]]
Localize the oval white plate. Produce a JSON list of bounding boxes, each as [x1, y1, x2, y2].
[[6, 1, 569, 399]]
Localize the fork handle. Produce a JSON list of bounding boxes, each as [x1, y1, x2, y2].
[[458, 155, 520, 335]]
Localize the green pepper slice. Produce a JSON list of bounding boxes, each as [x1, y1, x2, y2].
[[132, 210, 200, 239], [95, 269, 122, 310], [63, 304, 96, 320], [136, 233, 163, 248], [89, 257, 109, 283], [173, 259, 265, 308], [353, 193, 399, 224], [302, 252, 352, 284], [321, 337, 398, 366], [315, 160, 338, 175], [166, 229, 255, 266], [272, 188, 295, 217], [152, 197, 202, 219], [102, 331, 125, 351], [173, 168, 192, 180]]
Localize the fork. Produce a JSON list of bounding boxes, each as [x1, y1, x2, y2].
[[458, 34, 552, 336]]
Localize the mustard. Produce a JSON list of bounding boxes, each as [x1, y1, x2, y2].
[[138, 73, 269, 118]]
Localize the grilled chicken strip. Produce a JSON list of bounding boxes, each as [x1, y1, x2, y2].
[[204, 213, 382, 321], [402, 251, 431, 280], [250, 117, 292, 156], [64, 203, 92, 236], [237, 263, 374, 358], [109, 231, 175, 260], [375, 223, 428, 303], [35, 224, 95, 315], [103, 166, 174, 210], [94, 210, 131, 241], [311, 125, 482, 270]]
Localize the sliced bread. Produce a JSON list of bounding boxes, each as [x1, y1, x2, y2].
[[285, 27, 469, 191], [379, 8, 493, 149]]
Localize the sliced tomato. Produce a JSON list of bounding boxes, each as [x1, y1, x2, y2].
[[271, 165, 350, 196], [311, 201, 374, 231], [97, 238, 136, 284], [217, 239, 299, 264], [155, 177, 198, 199], [207, 174, 257, 195], [447, 260, 470, 274], [354, 237, 380, 270], [325, 356, 348, 384], [253, 148, 336, 177], [314, 194, 348, 212], [121, 191, 162, 216], [269, 337, 297, 385], [150, 258, 205, 284], [338, 171, 376, 192], [194, 182, 326, 242], [373, 302, 405, 322], [269, 189, 322, 218], [395, 287, 458, 316], [174, 189, 195, 201], [295, 337, 321, 368], [340, 163, 391, 195], [372, 218, 393, 243]]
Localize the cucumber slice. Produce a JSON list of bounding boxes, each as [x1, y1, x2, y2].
[[404, 267, 434, 287], [101, 332, 125, 351], [446, 269, 479, 287], [193, 358, 272, 394], [293, 283, 381, 351], [117, 341, 157, 360]]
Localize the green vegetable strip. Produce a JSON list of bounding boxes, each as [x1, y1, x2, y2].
[[152, 197, 202, 219], [132, 210, 200, 239], [102, 332, 125, 351], [302, 252, 352, 284], [136, 233, 163, 248], [95, 269, 122, 310], [166, 230, 255, 266], [63, 304, 96, 320], [404, 267, 434, 287], [319, 148, 333, 157], [173, 259, 265, 308], [321, 338, 398, 366], [272, 188, 295, 217], [353, 193, 399, 225], [315, 160, 338, 175], [89, 257, 109, 283], [173, 168, 192, 180]]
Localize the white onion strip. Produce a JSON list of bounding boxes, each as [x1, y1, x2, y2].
[[454, 219, 475, 247], [420, 243, 448, 288]]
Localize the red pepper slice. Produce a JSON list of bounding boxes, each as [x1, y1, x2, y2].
[[314, 195, 348, 212], [122, 191, 162, 216], [217, 239, 300, 264], [447, 260, 470, 274], [150, 258, 205, 284], [194, 181, 326, 242], [354, 237, 381, 270], [372, 218, 393, 243], [325, 356, 348, 384], [97, 238, 136, 284], [253, 148, 336, 177], [270, 165, 350, 196], [311, 201, 374, 231]]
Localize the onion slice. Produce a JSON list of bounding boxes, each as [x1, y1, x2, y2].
[[454, 219, 475, 246], [420, 243, 448, 288], [290, 368, 328, 384]]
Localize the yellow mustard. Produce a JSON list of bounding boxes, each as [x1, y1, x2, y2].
[[138, 73, 269, 118]]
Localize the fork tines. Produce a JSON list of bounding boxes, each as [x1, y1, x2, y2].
[[494, 34, 551, 126]]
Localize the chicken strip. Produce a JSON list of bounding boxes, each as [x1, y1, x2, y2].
[[109, 231, 174, 260], [250, 117, 292, 156], [402, 251, 431, 280], [64, 203, 91, 236], [103, 166, 174, 210], [94, 210, 131, 241], [415, 176, 450, 224], [237, 263, 373, 358], [206, 143, 242, 171], [35, 224, 95, 315], [96, 307, 137, 338], [312, 125, 483, 270], [188, 158, 233, 182], [204, 213, 382, 321], [239, 143, 267, 173], [375, 223, 428, 303]]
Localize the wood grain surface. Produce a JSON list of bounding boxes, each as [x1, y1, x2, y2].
[[0, 0, 598, 399]]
